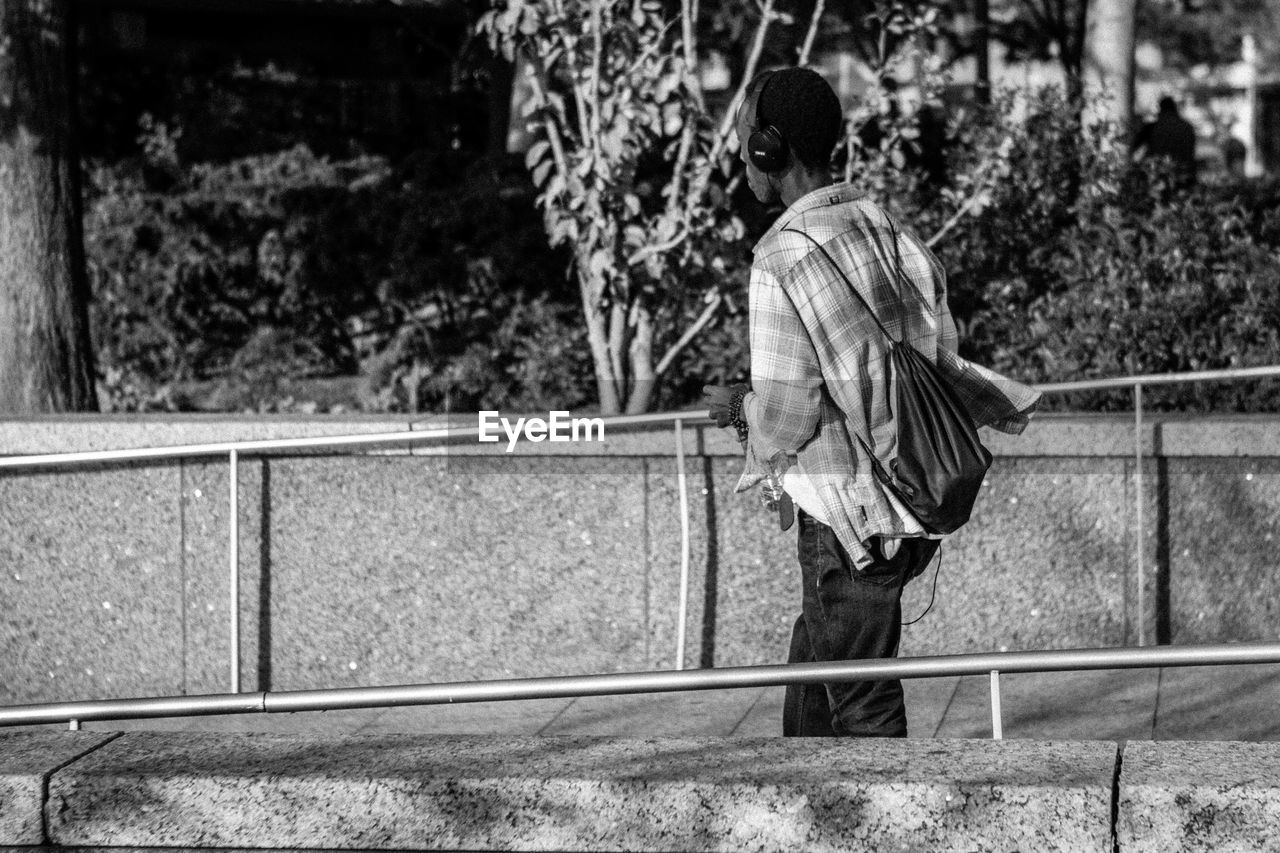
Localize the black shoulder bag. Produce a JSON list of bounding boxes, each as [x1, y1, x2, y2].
[[781, 222, 992, 534]]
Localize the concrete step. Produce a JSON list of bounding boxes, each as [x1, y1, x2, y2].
[[40, 732, 1117, 852], [0, 731, 118, 845], [11, 730, 1280, 851], [1119, 740, 1280, 852]]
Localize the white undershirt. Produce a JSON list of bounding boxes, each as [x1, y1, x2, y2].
[[781, 463, 830, 525], [782, 462, 904, 558]]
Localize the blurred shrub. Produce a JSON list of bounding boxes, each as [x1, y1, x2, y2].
[[87, 120, 589, 413], [87, 139, 378, 411], [905, 90, 1280, 413], [88, 93, 1280, 415]]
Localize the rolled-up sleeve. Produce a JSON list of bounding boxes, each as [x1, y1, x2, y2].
[[742, 264, 822, 453]]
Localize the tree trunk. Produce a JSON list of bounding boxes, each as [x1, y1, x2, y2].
[[0, 0, 98, 412], [623, 303, 655, 414], [973, 0, 990, 104], [576, 258, 622, 415], [487, 54, 515, 159], [1081, 0, 1137, 139]]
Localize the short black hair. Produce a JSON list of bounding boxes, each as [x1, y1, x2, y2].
[[753, 67, 844, 169]]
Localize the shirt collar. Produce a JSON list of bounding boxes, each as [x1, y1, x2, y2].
[[753, 182, 864, 253]]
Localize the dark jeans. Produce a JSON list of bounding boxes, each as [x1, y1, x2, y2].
[[782, 510, 940, 738]]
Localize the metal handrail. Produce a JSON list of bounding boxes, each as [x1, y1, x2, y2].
[[4, 642, 1280, 736], [3, 364, 1280, 695], [1035, 364, 1280, 394], [0, 409, 712, 470], [2, 365, 1279, 471], [1, 364, 1279, 471]]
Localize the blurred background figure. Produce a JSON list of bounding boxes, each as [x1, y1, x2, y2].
[[1134, 96, 1198, 188]]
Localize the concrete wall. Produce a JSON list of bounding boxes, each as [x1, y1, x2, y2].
[[2, 414, 1279, 705], [4, 731, 1280, 851]]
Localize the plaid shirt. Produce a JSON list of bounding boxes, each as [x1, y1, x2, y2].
[[737, 183, 1042, 570]]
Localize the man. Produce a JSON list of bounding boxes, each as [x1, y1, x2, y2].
[[1133, 96, 1197, 189], [704, 68, 1040, 738]]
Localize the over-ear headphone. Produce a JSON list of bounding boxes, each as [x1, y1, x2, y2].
[[747, 72, 789, 173]]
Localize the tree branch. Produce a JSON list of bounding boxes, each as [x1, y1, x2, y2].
[[522, 51, 571, 179], [655, 292, 724, 377], [925, 165, 997, 248], [1068, 0, 1089, 75], [681, 0, 697, 70], [590, 0, 603, 145], [625, 18, 678, 77], [547, 0, 593, 143], [1052, 0, 1069, 36], [709, 0, 776, 164], [798, 0, 825, 66], [627, 227, 690, 265], [665, 0, 702, 216], [673, 0, 775, 229], [667, 126, 698, 217], [1018, 0, 1056, 44]]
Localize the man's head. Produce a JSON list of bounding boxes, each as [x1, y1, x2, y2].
[[1158, 96, 1179, 116], [735, 67, 843, 204]]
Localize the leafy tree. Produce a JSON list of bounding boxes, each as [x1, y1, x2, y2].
[[478, 0, 947, 413], [0, 0, 97, 412], [478, 0, 860, 413]]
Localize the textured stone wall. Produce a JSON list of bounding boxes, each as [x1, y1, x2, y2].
[[3, 731, 1279, 851], [1, 414, 1278, 705]]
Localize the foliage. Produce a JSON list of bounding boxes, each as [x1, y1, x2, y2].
[[479, 0, 750, 414], [78, 19, 480, 163], [976, 176, 1280, 412], [87, 140, 364, 411], [915, 90, 1280, 412], [417, 294, 596, 413], [86, 119, 582, 413], [477, 0, 967, 414], [661, 85, 1280, 414], [85, 8, 1280, 416], [919, 87, 1091, 325]]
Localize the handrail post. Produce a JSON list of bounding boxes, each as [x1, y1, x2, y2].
[[68, 718, 79, 732], [674, 420, 691, 671], [1134, 383, 1146, 647], [229, 449, 240, 694], [989, 670, 1003, 740]]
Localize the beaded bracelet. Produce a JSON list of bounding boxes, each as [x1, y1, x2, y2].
[[728, 387, 749, 443]]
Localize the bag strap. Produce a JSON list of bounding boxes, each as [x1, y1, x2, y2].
[[782, 217, 908, 346], [775, 226, 885, 467], [884, 217, 910, 320]]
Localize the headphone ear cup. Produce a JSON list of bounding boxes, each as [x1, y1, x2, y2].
[[748, 125, 788, 172]]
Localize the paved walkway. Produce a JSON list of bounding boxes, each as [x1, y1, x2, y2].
[[15, 663, 1274, 740]]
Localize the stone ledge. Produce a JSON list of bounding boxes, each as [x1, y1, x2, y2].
[[0, 415, 418, 456], [1157, 415, 1280, 457], [1, 412, 1259, 459], [0, 731, 118, 844], [1117, 740, 1280, 853], [45, 733, 1117, 852]]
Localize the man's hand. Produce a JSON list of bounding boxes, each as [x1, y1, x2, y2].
[[703, 384, 748, 428]]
